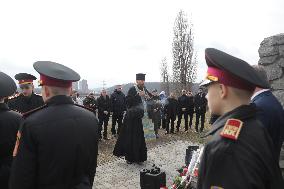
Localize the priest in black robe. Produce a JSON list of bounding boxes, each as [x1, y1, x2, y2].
[[113, 73, 152, 164]]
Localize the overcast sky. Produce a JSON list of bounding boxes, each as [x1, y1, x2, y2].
[[0, 0, 283, 88]]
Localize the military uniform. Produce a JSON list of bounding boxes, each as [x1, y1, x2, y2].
[[8, 93, 44, 114], [7, 73, 44, 114], [0, 72, 22, 189], [198, 104, 284, 188], [10, 61, 99, 189], [197, 48, 284, 188]]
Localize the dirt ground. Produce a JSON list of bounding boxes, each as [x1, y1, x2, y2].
[[97, 114, 211, 165]]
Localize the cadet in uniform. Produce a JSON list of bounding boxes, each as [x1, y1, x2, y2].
[[10, 61, 99, 189], [8, 73, 44, 114], [197, 48, 284, 188], [0, 72, 22, 189]]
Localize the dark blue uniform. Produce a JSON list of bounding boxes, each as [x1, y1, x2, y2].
[[252, 90, 284, 161]]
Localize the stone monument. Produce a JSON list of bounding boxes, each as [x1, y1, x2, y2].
[[258, 33, 284, 107], [258, 33, 284, 177]]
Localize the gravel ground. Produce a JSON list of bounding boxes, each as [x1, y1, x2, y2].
[[94, 140, 196, 189], [97, 116, 210, 165]]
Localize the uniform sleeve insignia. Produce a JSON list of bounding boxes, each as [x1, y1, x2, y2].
[[13, 131, 21, 157], [210, 186, 224, 189], [8, 94, 19, 100], [220, 119, 243, 140]]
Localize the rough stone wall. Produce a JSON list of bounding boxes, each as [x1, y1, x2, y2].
[[258, 33, 284, 107]]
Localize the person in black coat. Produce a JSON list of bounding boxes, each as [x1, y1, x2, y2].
[[194, 88, 207, 132], [10, 61, 99, 189], [197, 48, 284, 189], [8, 73, 44, 114], [177, 89, 190, 132], [0, 72, 23, 189], [164, 92, 178, 134], [149, 89, 161, 138], [186, 90, 195, 129], [251, 65, 284, 161], [97, 89, 111, 140], [113, 73, 151, 164], [159, 91, 167, 130], [110, 85, 126, 136]]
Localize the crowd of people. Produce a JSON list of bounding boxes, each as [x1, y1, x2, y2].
[[70, 85, 208, 140], [0, 47, 284, 189]]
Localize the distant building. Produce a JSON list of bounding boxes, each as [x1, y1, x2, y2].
[[79, 79, 89, 94], [72, 81, 79, 91]]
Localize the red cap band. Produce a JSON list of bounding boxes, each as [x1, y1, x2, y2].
[[207, 67, 255, 91], [40, 74, 72, 88], [18, 79, 33, 84]]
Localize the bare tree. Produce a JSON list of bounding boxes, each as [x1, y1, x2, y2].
[[160, 57, 170, 95], [172, 10, 195, 94], [187, 52, 198, 89]]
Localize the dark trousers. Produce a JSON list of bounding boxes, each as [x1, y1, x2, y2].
[[166, 117, 176, 133], [188, 111, 194, 128], [177, 111, 188, 130], [111, 113, 123, 135], [162, 118, 167, 129], [195, 112, 205, 132], [98, 115, 109, 138], [152, 114, 161, 135]]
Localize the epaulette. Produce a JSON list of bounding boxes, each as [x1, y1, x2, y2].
[[8, 94, 20, 100], [74, 104, 94, 112], [220, 119, 243, 140], [22, 104, 48, 118]]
